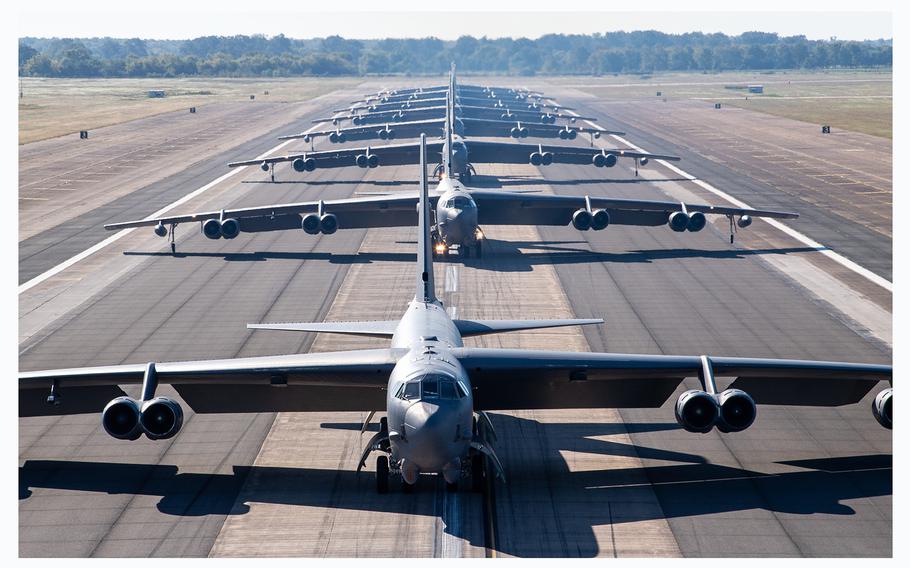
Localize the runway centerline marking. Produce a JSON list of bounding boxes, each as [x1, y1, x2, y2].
[[19, 119, 328, 295], [558, 101, 892, 293]]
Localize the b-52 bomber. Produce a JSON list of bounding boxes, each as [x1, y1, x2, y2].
[[111, 118, 793, 258], [21, 136, 893, 493], [229, 76, 674, 182]]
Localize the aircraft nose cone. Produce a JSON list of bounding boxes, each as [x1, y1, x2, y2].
[[402, 402, 462, 472]]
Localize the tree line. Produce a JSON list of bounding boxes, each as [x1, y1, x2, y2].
[[19, 32, 892, 78]]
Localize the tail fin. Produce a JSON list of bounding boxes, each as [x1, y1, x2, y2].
[[415, 134, 437, 303]]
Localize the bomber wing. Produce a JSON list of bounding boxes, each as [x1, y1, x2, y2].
[[227, 140, 444, 170], [464, 140, 680, 166], [454, 348, 891, 410], [467, 190, 797, 227], [20, 348, 404, 417]]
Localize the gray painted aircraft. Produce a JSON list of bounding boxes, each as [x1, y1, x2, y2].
[[20, 135, 893, 493]]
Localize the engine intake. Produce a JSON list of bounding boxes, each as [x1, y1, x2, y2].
[[872, 388, 892, 429], [675, 390, 719, 433], [687, 211, 707, 232], [102, 397, 143, 440], [591, 209, 610, 231], [668, 211, 690, 232], [220, 218, 240, 239], [715, 389, 757, 432], [140, 397, 184, 440], [154, 222, 168, 238], [292, 157, 316, 172], [320, 213, 338, 235], [737, 215, 753, 228], [302, 213, 321, 235], [202, 218, 222, 239]]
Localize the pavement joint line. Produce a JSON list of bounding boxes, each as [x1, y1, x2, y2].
[[18, 118, 329, 296], [569, 107, 892, 293]]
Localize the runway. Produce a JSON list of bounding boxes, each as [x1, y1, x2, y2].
[[19, 78, 891, 557]]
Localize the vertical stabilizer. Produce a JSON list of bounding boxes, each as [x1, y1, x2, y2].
[[415, 134, 437, 303]]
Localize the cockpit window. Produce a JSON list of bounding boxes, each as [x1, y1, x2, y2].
[[457, 382, 469, 398], [440, 381, 457, 399], [401, 381, 420, 400], [448, 196, 473, 210], [422, 377, 439, 398]]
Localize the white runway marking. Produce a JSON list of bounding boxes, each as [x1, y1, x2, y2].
[[560, 103, 892, 293], [18, 119, 328, 295]]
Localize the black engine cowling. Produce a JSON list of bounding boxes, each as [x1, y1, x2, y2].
[[102, 397, 142, 440], [592, 153, 617, 168], [320, 213, 338, 235], [872, 388, 892, 429], [293, 157, 316, 172], [675, 390, 719, 433], [715, 389, 757, 433], [687, 211, 707, 232], [154, 222, 168, 237], [302, 213, 321, 235], [202, 218, 222, 239], [591, 209, 610, 231], [220, 218, 240, 239], [140, 397, 184, 440], [737, 215, 753, 228]]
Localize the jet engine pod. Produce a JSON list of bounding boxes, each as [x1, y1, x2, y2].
[[220, 218, 240, 239], [292, 157, 308, 172], [102, 397, 142, 440], [367, 154, 380, 168], [140, 397, 184, 440], [520, 127, 529, 138], [668, 211, 690, 232], [337, 131, 348, 143], [378, 129, 390, 140], [529, 152, 543, 166], [260, 161, 270, 172], [737, 215, 753, 228], [510, 127, 521, 139], [540, 152, 554, 166], [592, 152, 618, 168], [320, 213, 338, 235], [352, 116, 363, 125], [567, 128, 578, 140], [572, 208, 593, 231], [872, 388, 892, 429], [329, 132, 339, 143], [559, 129, 569, 140], [591, 209, 611, 231], [355, 154, 368, 168], [202, 218, 223, 239], [687, 211, 707, 232], [675, 390, 719, 433], [154, 222, 168, 237], [715, 389, 757, 433], [302, 213, 321, 235], [639, 157, 649, 166], [302, 135, 311, 143]]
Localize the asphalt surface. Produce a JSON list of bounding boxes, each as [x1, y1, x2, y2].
[[19, 80, 892, 557]]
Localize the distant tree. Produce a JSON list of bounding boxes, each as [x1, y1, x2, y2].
[[55, 41, 103, 76], [19, 43, 38, 66], [22, 54, 54, 76]]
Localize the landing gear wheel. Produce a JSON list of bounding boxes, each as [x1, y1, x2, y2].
[[376, 456, 389, 494], [170, 243, 176, 255], [446, 480, 459, 493], [471, 454, 486, 493]]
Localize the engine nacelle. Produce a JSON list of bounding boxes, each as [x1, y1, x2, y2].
[[356, 154, 368, 168], [368, 154, 379, 168], [378, 129, 390, 140], [715, 389, 757, 433], [302, 135, 311, 144], [302, 213, 321, 235], [510, 127, 521, 138], [687, 211, 707, 232], [872, 388, 892, 429], [260, 161, 270, 172], [102, 397, 143, 440], [529, 152, 543, 166], [572, 209, 593, 231], [675, 390, 719, 433], [221, 218, 240, 239], [592, 153, 617, 168], [639, 157, 649, 166], [352, 116, 363, 125], [591, 209, 610, 231], [540, 152, 553, 166], [668, 211, 690, 232], [320, 213, 338, 235], [737, 215, 753, 228], [202, 218, 222, 239], [140, 397, 184, 440], [154, 222, 168, 238]]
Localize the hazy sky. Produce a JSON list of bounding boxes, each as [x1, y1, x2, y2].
[[18, 4, 893, 41]]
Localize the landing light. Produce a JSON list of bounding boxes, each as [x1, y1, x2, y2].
[[435, 243, 447, 254]]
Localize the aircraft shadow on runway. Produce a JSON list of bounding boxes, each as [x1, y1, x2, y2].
[[123, 242, 821, 273], [468, 174, 695, 188], [19, 414, 891, 557]]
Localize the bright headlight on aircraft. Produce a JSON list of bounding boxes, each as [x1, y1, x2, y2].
[[435, 243, 447, 254]]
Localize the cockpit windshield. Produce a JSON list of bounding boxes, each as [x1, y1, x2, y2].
[[444, 196, 474, 210], [396, 374, 466, 401]]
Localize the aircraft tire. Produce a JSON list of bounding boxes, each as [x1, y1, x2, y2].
[[376, 456, 389, 494]]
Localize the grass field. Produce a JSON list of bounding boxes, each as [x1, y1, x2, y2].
[[18, 77, 363, 145], [565, 70, 892, 138]]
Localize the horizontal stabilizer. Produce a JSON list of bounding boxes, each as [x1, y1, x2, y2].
[[248, 321, 399, 338], [453, 318, 603, 337]]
